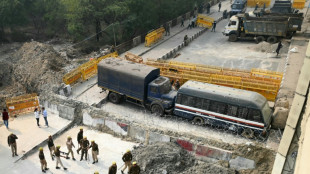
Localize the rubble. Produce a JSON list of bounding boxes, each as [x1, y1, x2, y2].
[[253, 41, 290, 54]]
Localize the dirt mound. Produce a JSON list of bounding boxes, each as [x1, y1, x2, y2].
[[253, 41, 289, 54], [180, 162, 236, 174], [12, 41, 67, 94]]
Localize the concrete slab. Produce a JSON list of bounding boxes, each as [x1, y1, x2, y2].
[[286, 94, 306, 128], [176, 139, 194, 151], [305, 42, 310, 57], [58, 104, 75, 120], [0, 112, 71, 173], [278, 125, 295, 157], [229, 156, 255, 170], [83, 111, 105, 127], [196, 145, 232, 161], [295, 57, 310, 96], [148, 132, 170, 144], [129, 126, 146, 142], [105, 120, 128, 136], [271, 153, 286, 174]]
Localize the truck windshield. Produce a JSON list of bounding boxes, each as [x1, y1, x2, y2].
[[229, 21, 237, 26], [232, 4, 243, 9], [160, 80, 172, 94]]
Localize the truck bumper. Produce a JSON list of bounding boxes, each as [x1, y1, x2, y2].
[[164, 107, 174, 115]]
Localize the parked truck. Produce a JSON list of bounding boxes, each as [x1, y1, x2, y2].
[[230, 0, 247, 16], [223, 12, 303, 43], [97, 58, 177, 116]]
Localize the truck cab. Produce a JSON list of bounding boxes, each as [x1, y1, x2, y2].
[[223, 15, 240, 36], [147, 76, 177, 115], [230, 0, 247, 16]]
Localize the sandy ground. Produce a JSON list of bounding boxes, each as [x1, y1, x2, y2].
[[0, 112, 71, 173], [10, 127, 137, 174]]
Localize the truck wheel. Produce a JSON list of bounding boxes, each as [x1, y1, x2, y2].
[[267, 36, 277, 44], [228, 34, 238, 42], [255, 36, 265, 43], [108, 92, 121, 104], [193, 117, 204, 126], [151, 104, 164, 116]]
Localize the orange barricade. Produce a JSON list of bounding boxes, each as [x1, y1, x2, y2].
[[6, 93, 40, 116]]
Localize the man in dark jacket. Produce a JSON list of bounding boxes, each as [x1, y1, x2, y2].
[[206, 2, 211, 14], [211, 21, 217, 32], [89, 140, 99, 164], [8, 133, 18, 157], [121, 149, 133, 174], [77, 127, 83, 154], [80, 136, 90, 161], [47, 135, 55, 160], [39, 147, 49, 173], [218, 2, 222, 12], [129, 161, 141, 174], [108, 161, 117, 174], [276, 41, 283, 56], [2, 109, 9, 129]]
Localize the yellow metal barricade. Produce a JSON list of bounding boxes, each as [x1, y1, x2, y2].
[[196, 14, 214, 28], [247, 0, 271, 7], [6, 93, 40, 116], [293, 0, 305, 9], [80, 59, 98, 80], [63, 68, 82, 85], [145, 27, 165, 47]]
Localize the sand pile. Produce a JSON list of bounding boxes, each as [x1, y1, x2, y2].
[[253, 41, 290, 54]]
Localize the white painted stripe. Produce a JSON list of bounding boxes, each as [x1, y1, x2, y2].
[[175, 103, 265, 127], [174, 108, 264, 131]]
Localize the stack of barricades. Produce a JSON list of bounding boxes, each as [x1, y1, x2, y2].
[[196, 14, 214, 28], [247, 0, 271, 7], [292, 0, 305, 9], [6, 93, 40, 116], [145, 27, 165, 47]]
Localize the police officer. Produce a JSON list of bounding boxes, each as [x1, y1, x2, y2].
[[8, 133, 18, 157], [80, 136, 90, 161], [39, 147, 49, 173], [77, 127, 83, 154], [66, 136, 76, 160], [108, 161, 117, 174], [47, 135, 55, 160], [89, 140, 99, 164], [54, 146, 67, 170], [121, 149, 132, 174], [129, 161, 141, 174]]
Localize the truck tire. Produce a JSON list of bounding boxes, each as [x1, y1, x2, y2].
[[151, 104, 164, 116], [255, 36, 265, 43], [228, 34, 238, 42], [193, 116, 204, 126], [267, 36, 277, 44], [108, 92, 121, 104]]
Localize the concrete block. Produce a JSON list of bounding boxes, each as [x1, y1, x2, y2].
[[278, 125, 295, 157], [148, 132, 170, 144], [271, 153, 286, 174], [295, 58, 310, 95], [129, 126, 146, 142], [176, 139, 194, 151], [105, 120, 128, 136], [83, 111, 105, 127], [58, 104, 75, 120], [133, 36, 141, 47], [196, 145, 232, 161], [305, 41, 310, 58], [286, 94, 305, 128], [229, 156, 255, 170]]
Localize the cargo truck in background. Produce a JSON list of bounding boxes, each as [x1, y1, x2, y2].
[[230, 0, 247, 16], [223, 12, 304, 43], [97, 58, 177, 116]]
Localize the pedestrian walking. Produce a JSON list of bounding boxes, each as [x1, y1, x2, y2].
[[211, 21, 217, 32], [166, 23, 170, 36], [109, 162, 117, 174], [34, 108, 40, 127], [181, 17, 184, 27], [38, 147, 49, 173], [80, 136, 90, 161], [54, 146, 67, 170], [129, 161, 141, 174], [8, 133, 18, 157], [42, 107, 48, 127], [121, 149, 133, 174], [48, 135, 56, 160], [207, 3, 211, 14], [66, 136, 76, 160], [76, 127, 83, 154], [276, 41, 283, 56], [2, 108, 9, 129], [218, 2, 222, 12], [89, 140, 99, 164]]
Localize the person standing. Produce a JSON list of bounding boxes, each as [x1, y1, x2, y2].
[[41, 107, 48, 127], [211, 21, 217, 32], [77, 128, 83, 154], [8, 133, 18, 157], [108, 162, 117, 174], [54, 146, 67, 170], [2, 109, 9, 129], [66, 136, 76, 160], [38, 147, 49, 173], [34, 108, 40, 127], [48, 135, 56, 160], [166, 23, 171, 36], [129, 162, 141, 174], [276, 41, 283, 56], [80, 136, 90, 161], [181, 17, 184, 27], [121, 149, 133, 174], [206, 2, 211, 14], [89, 140, 99, 164], [218, 2, 222, 12]]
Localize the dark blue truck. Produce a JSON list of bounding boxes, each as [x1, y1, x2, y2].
[[97, 58, 177, 116], [230, 0, 247, 16]]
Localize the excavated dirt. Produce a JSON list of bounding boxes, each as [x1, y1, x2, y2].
[[252, 41, 290, 54], [132, 142, 237, 174]]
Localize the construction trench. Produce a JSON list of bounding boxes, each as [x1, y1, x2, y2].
[[1, 0, 310, 174]]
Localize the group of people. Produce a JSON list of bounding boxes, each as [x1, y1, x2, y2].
[[34, 107, 49, 127]]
